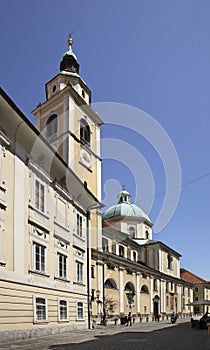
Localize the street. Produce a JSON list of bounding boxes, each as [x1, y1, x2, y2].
[[1, 320, 210, 350]]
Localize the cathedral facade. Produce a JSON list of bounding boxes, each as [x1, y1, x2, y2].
[[91, 190, 193, 325]]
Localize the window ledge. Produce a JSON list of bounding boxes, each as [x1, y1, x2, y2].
[[29, 269, 50, 277], [54, 276, 70, 283], [73, 233, 85, 242], [73, 282, 85, 286], [33, 320, 49, 324]]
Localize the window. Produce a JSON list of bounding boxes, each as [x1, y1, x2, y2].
[[80, 118, 90, 146], [35, 179, 45, 213], [102, 238, 109, 252], [76, 261, 83, 284], [58, 253, 67, 279], [91, 265, 95, 278], [188, 288, 191, 297], [112, 241, 116, 254], [195, 296, 199, 301], [153, 279, 158, 291], [77, 213, 83, 238], [133, 251, 137, 262], [34, 243, 45, 272], [195, 287, 199, 292], [183, 298, 186, 310], [128, 226, 135, 238], [34, 296, 47, 322], [166, 296, 169, 307], [127, 247, 131, 259], [166, 282, 169, 293], [119, 245, 124, 257], [145, 230, 149, 239], [104, 278, 117, 289], [167, 254, 173, 270], [59, 299, 68, 321], [45, 114, 58, 140], [77, 302, 84, 320], [141, 285, 149, 294]]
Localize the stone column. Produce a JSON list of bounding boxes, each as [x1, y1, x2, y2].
[[119, 267, 124, 313], [136, 272, 140, 313]]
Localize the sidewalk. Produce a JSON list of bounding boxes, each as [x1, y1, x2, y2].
[[0, 319, 190, 350]]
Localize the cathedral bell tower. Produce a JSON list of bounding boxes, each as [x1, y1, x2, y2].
[[32, 36, 103, 202]]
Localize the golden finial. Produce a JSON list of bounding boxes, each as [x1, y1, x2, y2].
[[67, 31, 74, 47]]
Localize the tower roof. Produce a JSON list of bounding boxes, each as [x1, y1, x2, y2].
[[60, 35, 80, 75], [103, 189, 151, 222]]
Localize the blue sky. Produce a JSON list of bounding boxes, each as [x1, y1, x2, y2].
[[1, 0, 210, 279]]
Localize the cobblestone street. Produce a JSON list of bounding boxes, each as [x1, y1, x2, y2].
[[1, 319, 210, 350]]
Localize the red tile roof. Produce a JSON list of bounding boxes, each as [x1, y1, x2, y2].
[[180, 268, 206, 283]]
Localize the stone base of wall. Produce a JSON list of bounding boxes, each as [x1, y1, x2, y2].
[[0, 324, 87, 344]]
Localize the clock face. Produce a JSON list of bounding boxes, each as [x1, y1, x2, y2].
[[80, 148, 91, 167]]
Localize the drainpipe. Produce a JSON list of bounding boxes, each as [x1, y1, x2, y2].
[[86, 209, 91, 329]]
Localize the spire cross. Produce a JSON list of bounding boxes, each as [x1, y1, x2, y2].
[[67, 31, 74, 47], [122, 184, 126, 191]]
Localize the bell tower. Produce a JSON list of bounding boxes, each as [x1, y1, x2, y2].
[[32, 36, 103, 203]]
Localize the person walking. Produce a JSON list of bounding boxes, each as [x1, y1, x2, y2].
[[127, 311, 132, 326]]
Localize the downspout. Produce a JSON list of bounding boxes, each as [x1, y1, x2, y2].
[[86, 209, 91, 329]]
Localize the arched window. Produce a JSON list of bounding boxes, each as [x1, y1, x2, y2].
[[104, 278, 117, 289], [45, 114, 58, 140], [141, 285, 149, 294], [145, 230, 149, 239], [125, 282, 135, 293], [80, 118, 90, 146]]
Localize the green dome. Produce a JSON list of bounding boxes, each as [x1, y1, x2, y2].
[[103, 190, 150, 222]]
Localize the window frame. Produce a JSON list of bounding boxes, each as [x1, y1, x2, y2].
[[34, 176, 46, 214], [45, 114, 58, 141], [33, 295, 48, 323], [77, 301, 84, 320], [76, 260, 84, 284], [76, 213, 83, 238], [57, 252, 67, 279], [33, 242, 46, 273], [58, 298, 69, 322], [80, 118, 91, 147]]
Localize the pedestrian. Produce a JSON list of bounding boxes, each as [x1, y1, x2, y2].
[[156, 313, 160, 322], [127, 311, 132, 326]]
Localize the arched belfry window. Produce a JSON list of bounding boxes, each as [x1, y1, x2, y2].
[[80, 118, 90, 146], [45, 114, 58, 140]]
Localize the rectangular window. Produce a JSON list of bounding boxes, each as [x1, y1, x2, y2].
[[76, 261, 83, 284], [58, 253, 67, 279], [35, 179, 45, 212], [133, 251, 137, 262], [153, 279, 158, 291], [34, 243, 45, 272], [119, 245, 124, 257], [77, 213, 83, 237], [59, 299, 68, 321], [91, 265, 95, 278], [77, 302, 84, 320], [34, 297, 47, 322]]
